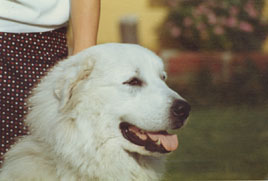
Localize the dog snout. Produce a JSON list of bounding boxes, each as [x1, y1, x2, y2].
[[170, 99, 191, 129]]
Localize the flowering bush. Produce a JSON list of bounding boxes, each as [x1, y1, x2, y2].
[[159, 0, 268, 51]]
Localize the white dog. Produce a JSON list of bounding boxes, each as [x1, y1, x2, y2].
[[0, 43, 190, 181]]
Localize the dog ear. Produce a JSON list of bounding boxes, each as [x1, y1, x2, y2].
[[54, 56, 96, 112]]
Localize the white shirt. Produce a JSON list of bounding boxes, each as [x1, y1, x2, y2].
[[0, 0, 70, 33]]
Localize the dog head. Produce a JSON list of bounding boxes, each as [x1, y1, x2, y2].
[[28, 43, 190, 159]]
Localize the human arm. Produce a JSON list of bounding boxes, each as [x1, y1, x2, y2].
[[71, 0, 100, 54]]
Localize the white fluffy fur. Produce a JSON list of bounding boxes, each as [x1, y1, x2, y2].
[[0, 43, 184, 181]]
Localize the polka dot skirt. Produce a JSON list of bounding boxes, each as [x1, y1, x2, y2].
[[0, 27, 68, 165]]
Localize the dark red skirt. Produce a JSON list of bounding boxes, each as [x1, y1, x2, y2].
[[0, 27, 68, 165]]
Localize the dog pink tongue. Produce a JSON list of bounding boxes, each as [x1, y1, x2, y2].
[[147, 132, 178, 152]]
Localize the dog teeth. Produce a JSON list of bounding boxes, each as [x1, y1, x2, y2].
[[156, 139, 161, 145]]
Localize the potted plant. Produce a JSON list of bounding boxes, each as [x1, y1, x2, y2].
[[159, 0, 268, 78], [159, 0, 268, 52]]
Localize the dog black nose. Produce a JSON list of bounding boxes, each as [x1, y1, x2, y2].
[[170, 99, 191, 129]]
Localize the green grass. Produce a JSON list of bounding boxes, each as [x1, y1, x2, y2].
[[163, 105, 268, 180]]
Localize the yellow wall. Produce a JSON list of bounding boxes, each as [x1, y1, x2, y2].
[[97, 0, 167, 51]]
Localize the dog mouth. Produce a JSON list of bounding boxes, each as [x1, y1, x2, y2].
[[119, 122, 178, 154]]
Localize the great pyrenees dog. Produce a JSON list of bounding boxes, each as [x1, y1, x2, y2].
[[0, 43, 190, 181]]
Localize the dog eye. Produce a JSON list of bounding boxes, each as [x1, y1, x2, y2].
[[123, 77, 143, 86], [161, 73, 167, 81]]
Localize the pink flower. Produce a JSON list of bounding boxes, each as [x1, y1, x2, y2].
[[244, 2, 258, 18], [207, 12, 217, 25], [239, 21, 254, 32], [214, 26, 224, 35], [170, 26, 181, 38], [183, 17, 193, 27], [226, 16, 238, 28]]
